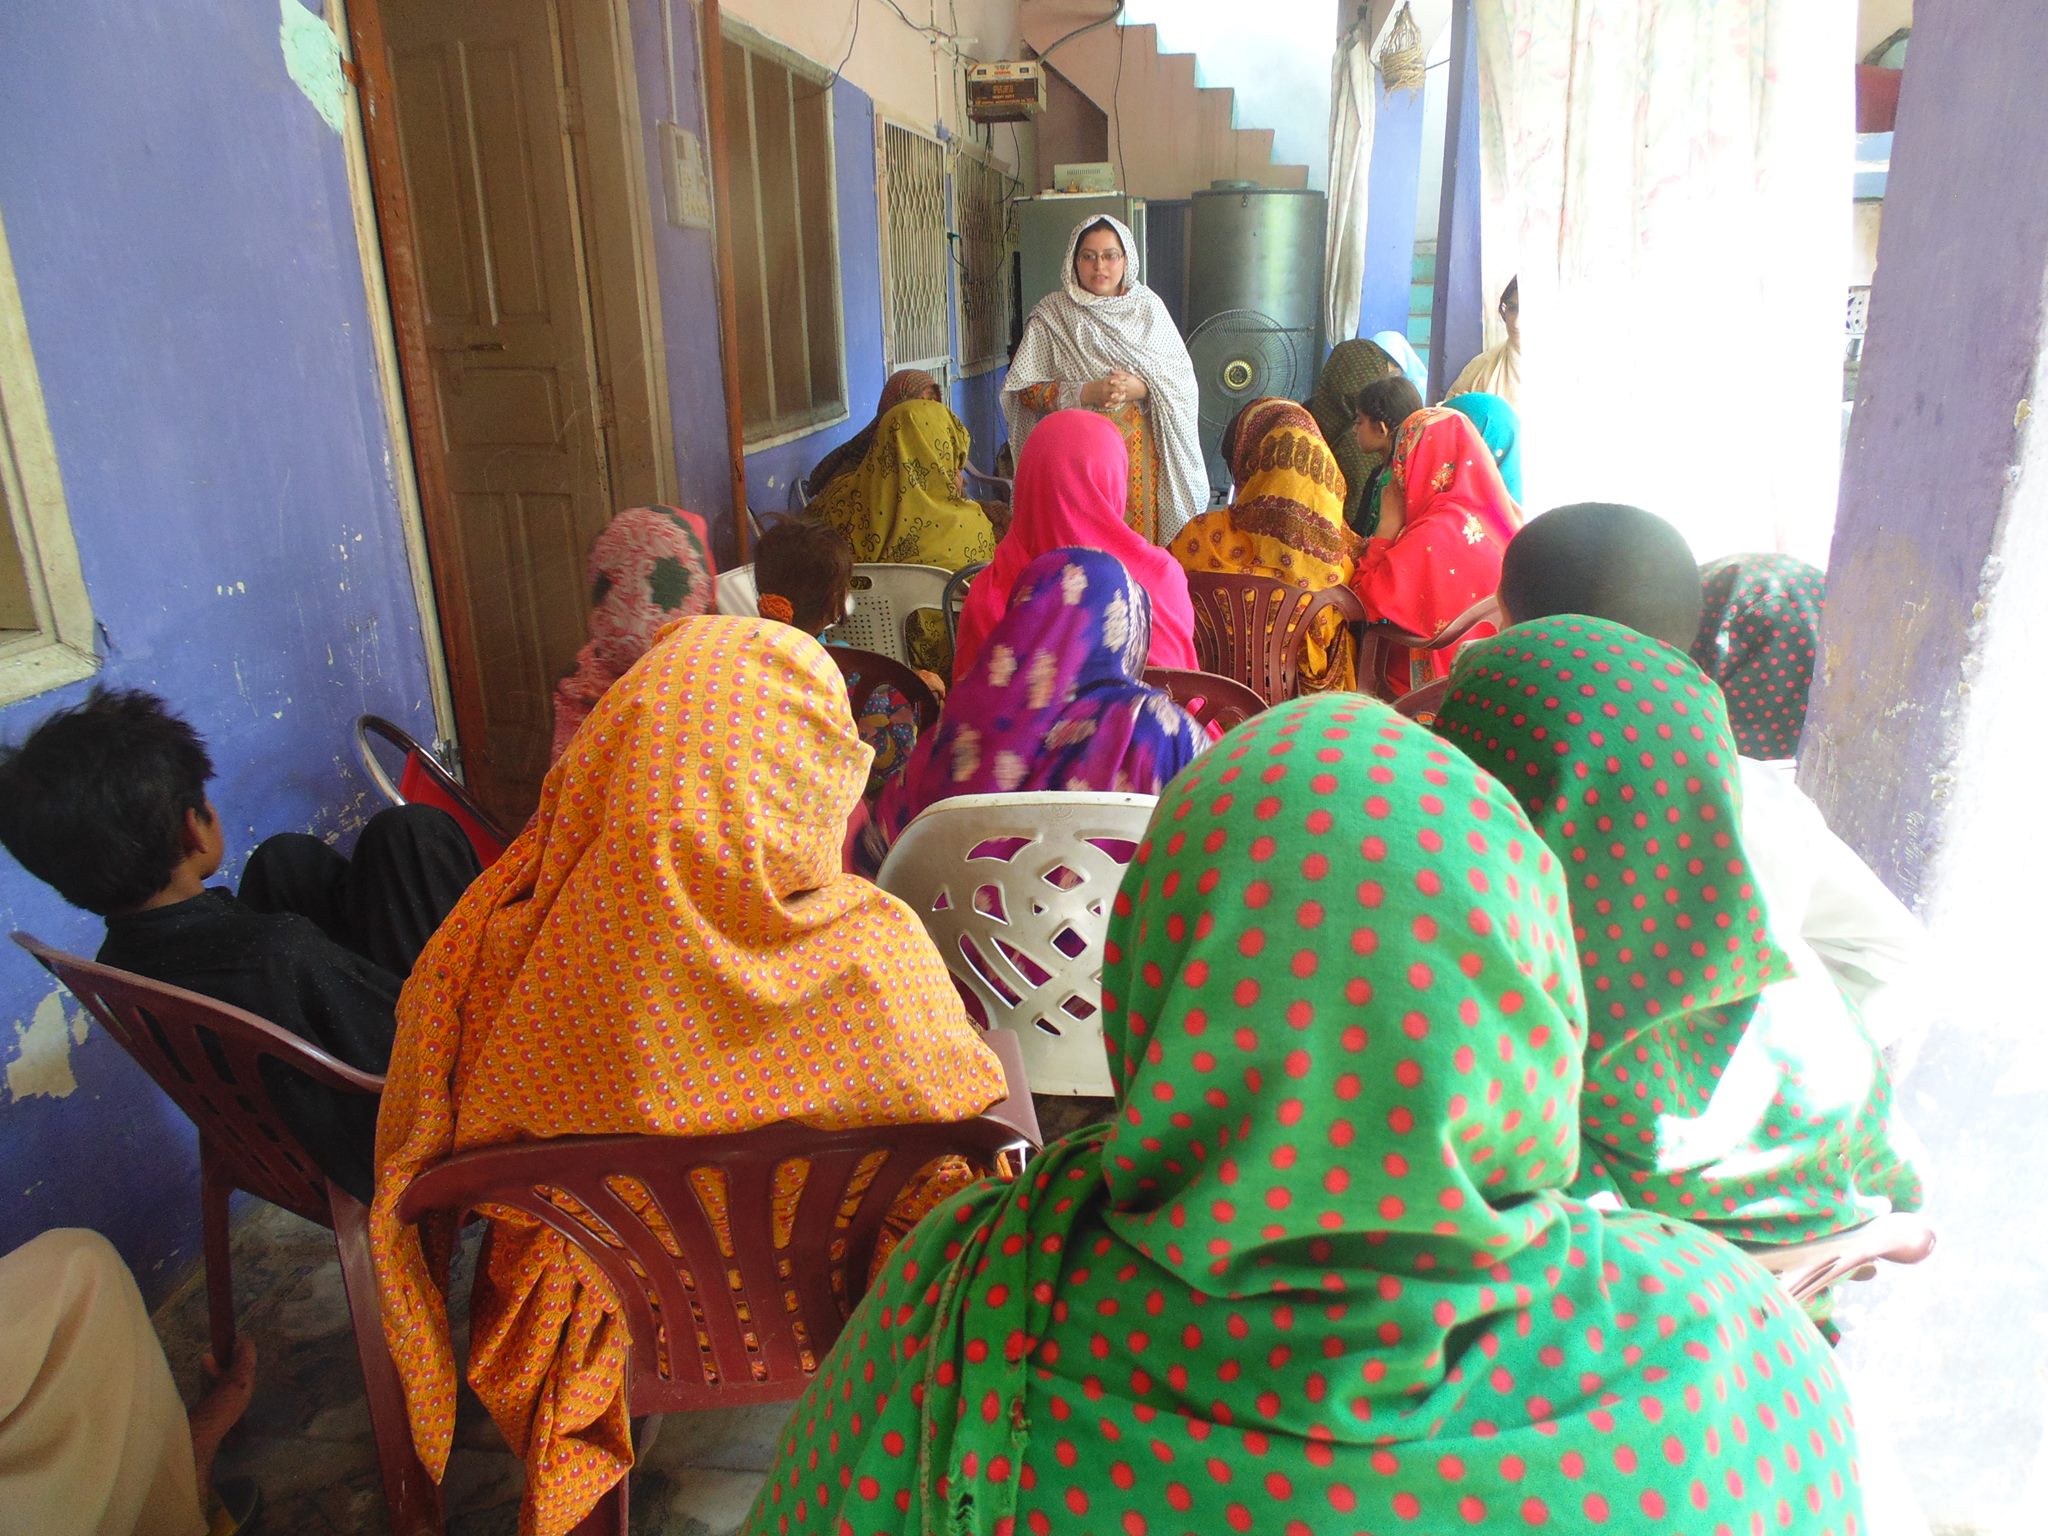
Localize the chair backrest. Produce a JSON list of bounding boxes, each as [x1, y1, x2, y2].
[[942, 561, 987, 655], [825, 646, 940, 740], [822, 563, 952, 665], [875, 791, 1156, 1097], [1140, 667, 1268, 734], [1184, 572, 1369, 707], [961, 463, 1013, 502], [394, 1116, 1021, 1413], [13, 933, 382, 1224], [1742, 1213, 1937, 1306], [1393, 677, 1450, 724], [715, 563, 761, 618], [1354, 594, 1503, 703], [354, 716, 511, 867]]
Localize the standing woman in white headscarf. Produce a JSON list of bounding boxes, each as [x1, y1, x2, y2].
[[1003, 215, 1207, 543]]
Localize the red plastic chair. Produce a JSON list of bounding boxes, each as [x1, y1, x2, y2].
[[825, 645, 941, 736], [12, 933, 443, 1534], [1393, 676, 1450, 725], [383, 1031, 1040, 1533], [1141, 667, 1269, 733], [1353, 594, 1503, 703], [355, 715, 513, 867], [1184, 572, 1371, 707], [1743, 1212, 1937, 1307]]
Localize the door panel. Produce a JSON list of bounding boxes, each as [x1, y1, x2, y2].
[[383, 0, 610, 819]]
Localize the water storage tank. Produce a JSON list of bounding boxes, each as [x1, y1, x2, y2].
[[1184, 187, 1327, 501]]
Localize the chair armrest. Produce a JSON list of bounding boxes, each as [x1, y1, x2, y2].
[[978, 1027, 1044, 1150]]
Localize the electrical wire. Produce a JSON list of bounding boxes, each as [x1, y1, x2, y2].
[[1112, 12, 1127, 192], [803, 0, 863, 99], [1034, 1, 1125, 63]]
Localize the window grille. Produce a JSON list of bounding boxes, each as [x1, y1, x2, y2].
[[721, 35, 845, 444], [0, 206, 96, 704], [878, 120, 951, 372], [954, 148, 1013, 375]]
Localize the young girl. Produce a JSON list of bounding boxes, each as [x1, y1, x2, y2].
[[749, 520, 937, 785]]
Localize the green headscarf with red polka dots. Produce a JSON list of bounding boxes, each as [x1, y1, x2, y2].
[[1435, 616, 1923, 1245], [740, 694, 1867, 1536]]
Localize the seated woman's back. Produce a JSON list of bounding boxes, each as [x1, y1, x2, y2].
[[955, 409, 1200, 676], [740, 693, 1869, 1536], [1171, 396, 1364, 688], [372, 616, 1006, 1535], [852, 547, 1208, 876]]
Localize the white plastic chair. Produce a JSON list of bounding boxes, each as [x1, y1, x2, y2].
[[875, 791, 1157, 1097], [715, 563, 760, 618], [827, 563, 951, 664]]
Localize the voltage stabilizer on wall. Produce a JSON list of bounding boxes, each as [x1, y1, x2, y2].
[[966, 60, 1045, 122]]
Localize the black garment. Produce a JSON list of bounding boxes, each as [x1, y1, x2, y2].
[[97, 805, 480, 1201]]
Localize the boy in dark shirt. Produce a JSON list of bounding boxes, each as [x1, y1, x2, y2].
[[0, 689, 480, 1198]]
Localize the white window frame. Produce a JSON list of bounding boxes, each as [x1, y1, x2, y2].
[[951, 142, 1015, 378], [875, 115, 954, 382], [724, 23, 850, 451], [0, 206, 96, 706]]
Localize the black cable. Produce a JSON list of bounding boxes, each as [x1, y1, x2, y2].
[[1034, 1, 1125, 63], [804, 0, 862, 99], [1112, 14, 1127, 192]]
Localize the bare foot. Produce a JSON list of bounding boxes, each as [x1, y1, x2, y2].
[[189, 1338, 257, 1495]]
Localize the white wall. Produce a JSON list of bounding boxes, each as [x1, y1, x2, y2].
[[721, 0, 1030, 170], [1122, 0, 1338, 187]]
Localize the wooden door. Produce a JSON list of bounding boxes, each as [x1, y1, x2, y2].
[[379, 0, 611, 820]]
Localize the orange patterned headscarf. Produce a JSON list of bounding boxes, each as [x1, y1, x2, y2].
[[369, 616, 1004, 1535]]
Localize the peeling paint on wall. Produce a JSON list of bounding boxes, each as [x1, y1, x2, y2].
[[279, 0, 347, 136], [5, 989, 87, 1102]]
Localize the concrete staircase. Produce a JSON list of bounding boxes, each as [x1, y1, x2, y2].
[[1408, 240, 1436, 372], [1020, 9, 1311, 199]]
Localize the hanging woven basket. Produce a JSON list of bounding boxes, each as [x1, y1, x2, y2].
[[1377, 4, 1426, 96]]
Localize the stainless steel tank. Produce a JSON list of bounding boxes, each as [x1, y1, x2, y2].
[[1187, 188, 1326, 345], [1184, 188, 1328, 499]]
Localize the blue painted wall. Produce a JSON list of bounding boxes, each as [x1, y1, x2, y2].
[[0, 1, 437, 1294], [1436, 10, 1486, 395], [627, 0, 737, 561], [1359, 81, 1426, 340]]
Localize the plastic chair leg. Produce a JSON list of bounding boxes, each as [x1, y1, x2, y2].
[[568, 1478, 628, 1535], [331, 1182, 446, 1536], [199, 1140, 237, 1369]]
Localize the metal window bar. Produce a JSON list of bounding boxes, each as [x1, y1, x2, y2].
[[954, 150, 1012, 375], [880, 121, 951, 372], [729, 36, 845, 443]]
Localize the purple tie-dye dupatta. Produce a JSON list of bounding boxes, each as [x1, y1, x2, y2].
[[853, 547, 1207, 876]]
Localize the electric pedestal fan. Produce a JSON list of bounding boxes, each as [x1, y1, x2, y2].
[[1184, 308, 1308, 504]]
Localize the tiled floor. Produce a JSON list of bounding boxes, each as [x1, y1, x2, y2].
[[153, 1202, 782, 1535]]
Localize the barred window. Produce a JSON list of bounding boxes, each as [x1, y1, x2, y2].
[[954, 148, 1013, 376], [0, 206, 96, 705], [721, 32, 845, 444], [878, 120, 950, 373]]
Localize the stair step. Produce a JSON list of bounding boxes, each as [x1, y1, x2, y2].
[[1411, 251, 1437, 284], [1406, 313, 1432, 346], [1409, 279, 1434, 315]]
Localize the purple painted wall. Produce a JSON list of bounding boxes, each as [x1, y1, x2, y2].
[[627, 0, 741, 563], [0, 1, 437, 1294], [1803, 2, 2048, 901], [1359, 77, 1427, 341], [1429, 3, 1484, 399]]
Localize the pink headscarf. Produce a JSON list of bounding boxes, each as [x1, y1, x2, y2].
[[550, 506, 716, 761], [956, 410, 1198, 675]]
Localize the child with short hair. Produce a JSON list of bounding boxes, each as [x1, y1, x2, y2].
[[1483, 501, 1922, 1040], [0, 688, 479, 1198]]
